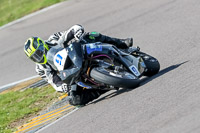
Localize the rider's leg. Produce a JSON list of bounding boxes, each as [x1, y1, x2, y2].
[[85, 32, 133, 49]]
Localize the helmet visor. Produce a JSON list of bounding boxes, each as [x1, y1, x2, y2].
[[30, 44, 44, 63]]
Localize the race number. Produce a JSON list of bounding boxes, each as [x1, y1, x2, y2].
[[54, 49, 68, 71]]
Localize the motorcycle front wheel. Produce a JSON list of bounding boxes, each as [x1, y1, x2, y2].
[[90, 67, 140, 88]]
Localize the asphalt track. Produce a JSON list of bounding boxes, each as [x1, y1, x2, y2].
[[1, 0, 200, 132]]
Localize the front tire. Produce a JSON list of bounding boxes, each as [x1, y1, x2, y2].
[[142, 55, 160, 76], [90, 67, 140, 88], [133, 51, 160, 77]]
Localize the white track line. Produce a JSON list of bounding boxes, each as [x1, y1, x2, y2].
[[35, 107, 80, 133], [0, 75, 39, 92]]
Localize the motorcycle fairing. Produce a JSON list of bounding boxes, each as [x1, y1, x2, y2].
[[86, 42, 102, 54]]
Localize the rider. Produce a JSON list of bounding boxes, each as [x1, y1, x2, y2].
[[24, 24, 133, 106]]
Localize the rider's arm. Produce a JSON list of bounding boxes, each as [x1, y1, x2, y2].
[[35, 64, 69, 93], [47, 24, 84, 47]]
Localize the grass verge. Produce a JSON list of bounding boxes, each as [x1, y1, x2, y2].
[[0, 0, 65, 27], [0, 85, 62, 133]]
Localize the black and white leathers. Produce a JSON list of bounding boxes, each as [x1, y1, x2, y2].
[[35, 24, 84, 92]]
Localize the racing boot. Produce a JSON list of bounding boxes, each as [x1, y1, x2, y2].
[[122, 38, 133, 48], [68, 87, 108, 106]]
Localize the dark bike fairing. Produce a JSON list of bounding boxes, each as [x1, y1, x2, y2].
[[47, 42, 84, 85], [47, 41, 160, 89]]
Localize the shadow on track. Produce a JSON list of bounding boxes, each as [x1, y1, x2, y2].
[[140, 61, 188, 86], [90, 61, 188, 105]]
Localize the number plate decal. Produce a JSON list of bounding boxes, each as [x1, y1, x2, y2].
[[130, 65, 140, 77], [54, 49, 68, 71]]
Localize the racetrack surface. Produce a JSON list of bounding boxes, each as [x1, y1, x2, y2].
[[1, 0, 200, 132]]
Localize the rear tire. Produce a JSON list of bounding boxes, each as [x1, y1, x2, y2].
[[90, 67, 140, 88]]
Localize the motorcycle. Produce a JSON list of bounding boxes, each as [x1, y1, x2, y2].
[[47, 41, 160, 90]]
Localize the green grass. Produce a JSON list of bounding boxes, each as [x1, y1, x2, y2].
[[0, 0, 65, 27], [0, 86, 62, 133]]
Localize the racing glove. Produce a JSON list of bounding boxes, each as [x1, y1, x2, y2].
[[74, 28, 84, 41], [61, 83, 70, 93]]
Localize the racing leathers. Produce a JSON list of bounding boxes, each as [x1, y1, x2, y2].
[[35, 24, 133, 106]]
